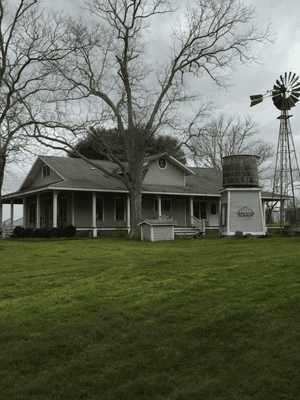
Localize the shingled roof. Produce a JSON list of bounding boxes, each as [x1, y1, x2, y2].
[[2, 155, 278, 201]]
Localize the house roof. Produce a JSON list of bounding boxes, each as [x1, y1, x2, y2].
[[1, 155, 281, 202]]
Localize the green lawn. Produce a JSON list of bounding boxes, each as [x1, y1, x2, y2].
[[1, 236, 300, 399]]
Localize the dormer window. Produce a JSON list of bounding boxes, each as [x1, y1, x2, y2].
[[42, 165, 51, 178], [157, 157, 167, 169]]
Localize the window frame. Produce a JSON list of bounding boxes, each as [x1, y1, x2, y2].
[[96, 196, 104, 221], [210, 202, 217, 215], [162, 198, 172, 212], [221, 203, 227, 226], [29, 202, 36, 224], [42, 164, 51, 178], [154, 197, 172, 212], [114, 197, 126, 221], [157, 157, 167, 170], [193, 200, 207, 220], [58, 197, 68, 226]]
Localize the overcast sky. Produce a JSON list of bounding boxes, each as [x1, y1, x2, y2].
[[3, 0, 300, 220]]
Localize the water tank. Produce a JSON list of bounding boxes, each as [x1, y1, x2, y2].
[[222, 155, 259, 187]]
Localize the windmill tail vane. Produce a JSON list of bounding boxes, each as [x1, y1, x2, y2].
[[250, 90, 274, 107]]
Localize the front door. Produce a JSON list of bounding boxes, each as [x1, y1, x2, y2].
[[208, 201, 219, 226]]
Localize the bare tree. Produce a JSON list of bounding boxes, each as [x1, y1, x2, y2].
[[0, 0, 81, 229], [188, 113, 274, 177], [31, 0, 273, 237]]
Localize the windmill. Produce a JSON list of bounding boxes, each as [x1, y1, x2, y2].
[[250, 72, 300, 233]]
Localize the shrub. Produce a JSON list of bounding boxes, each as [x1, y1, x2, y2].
[[24, 228, 34, 238], [41, 228, 52, 239], [13, 226, 35, 238], [13, 225, 77, 239], [32, 228, 43, 238], [13, 226, 25, 238], [49, 228, 57, 238], [66, 225, 76, 237], [235, 231, 243, 239]]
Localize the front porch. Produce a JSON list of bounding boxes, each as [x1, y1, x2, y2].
[[2, 190, 220, 237]]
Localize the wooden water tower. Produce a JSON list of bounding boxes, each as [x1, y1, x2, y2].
[[219, 155, 265, 237]]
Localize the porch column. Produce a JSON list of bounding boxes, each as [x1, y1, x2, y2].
[[219, 198, 222, 228], [158, 194, 162, 218], [92, 191, 97, 237], [0, 201, 3, 238], [10, 200, 14, 229], [184, 197, 187, 226], [127, 194, 131, 233], [71, 192, 75, 226], [53, 191, 58, 228], [227, 190, 231, 235], [190, 196, 194, 225], [36, 194, 41, 228], [23, 197, 27, 229]]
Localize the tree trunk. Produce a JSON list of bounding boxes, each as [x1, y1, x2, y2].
[[129, 184, 142, 238], [0, 157, 5, 228], [126, 134, 146, 238]]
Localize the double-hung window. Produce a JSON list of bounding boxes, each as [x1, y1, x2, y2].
[[96, 197, 104, 220], [115, 197, 125, 221], [42, 165, 51, 178], [154, 197, 172, 212]]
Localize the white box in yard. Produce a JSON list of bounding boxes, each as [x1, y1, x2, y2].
[[138, 219, 177, 241]]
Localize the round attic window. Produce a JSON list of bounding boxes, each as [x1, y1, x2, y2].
[[157, 157, 167, 169]]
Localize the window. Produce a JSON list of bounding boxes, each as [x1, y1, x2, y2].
[[162, 198, 172, 212], [115, 197, 125, 221], [42, 165, 51, 178], [96, 197, 104, 220], [193, 201, 206, 220], [157, 157, 167, 169], [221, 203, 227, 226], [29, 203, 36, 224], [58, 198, 68, 226], [154, 197, 172, 212], [210, 203, 217, 215]]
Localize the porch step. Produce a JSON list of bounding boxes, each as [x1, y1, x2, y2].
[[0, 228, 14, 239], [174, 227, 202, 236]]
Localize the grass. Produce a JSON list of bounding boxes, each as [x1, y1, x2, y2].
[[1, 236, 300, 399]]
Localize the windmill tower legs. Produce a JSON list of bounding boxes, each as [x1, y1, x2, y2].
[[272, 111, 300, 233]]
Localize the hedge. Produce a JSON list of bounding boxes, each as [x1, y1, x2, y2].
[[13, 225, 77, 239]]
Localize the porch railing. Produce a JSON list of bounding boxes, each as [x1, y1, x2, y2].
[[159, 214, 173, 220], [191, 216, 205, 233], [0, 223, 14, 239]]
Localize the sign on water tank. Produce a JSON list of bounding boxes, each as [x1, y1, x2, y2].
[[237, 206, 255, 217]]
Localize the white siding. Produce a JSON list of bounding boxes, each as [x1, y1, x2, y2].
[[143, 160, 185, 186], [142, 224, 152, 241], [30, 165, 62, 188], [153, 226, 174, 241], [230, 190, 263, 233]]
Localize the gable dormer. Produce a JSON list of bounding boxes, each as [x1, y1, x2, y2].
[[19, 157, 64, 191], [143, 155, 194, 186]]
